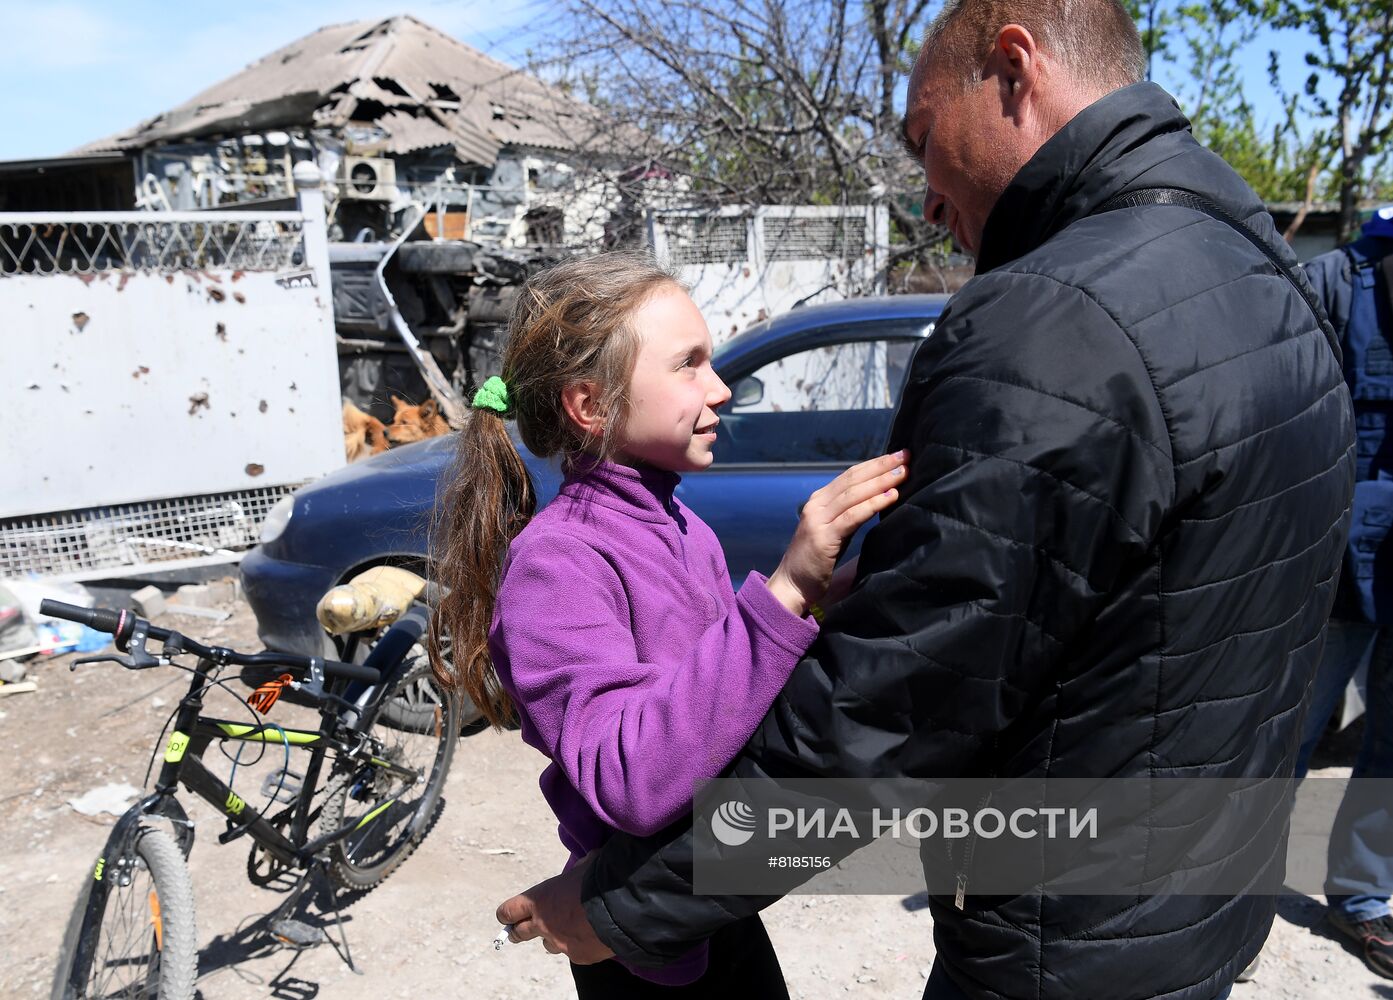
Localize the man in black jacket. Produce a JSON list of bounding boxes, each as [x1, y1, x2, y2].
[[498, 2, 1356, 997]]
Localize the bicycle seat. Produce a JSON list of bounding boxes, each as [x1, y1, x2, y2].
[[316, 566, 427, 634]]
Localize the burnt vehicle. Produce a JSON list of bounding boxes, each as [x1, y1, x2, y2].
[[330, 230, 569, 426]]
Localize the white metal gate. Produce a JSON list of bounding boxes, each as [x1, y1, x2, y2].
[[0, 165, 342, 579], [647, 204, 889, 343]]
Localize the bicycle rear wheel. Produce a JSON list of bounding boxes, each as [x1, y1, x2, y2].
[[52, 826, 197, 1000], [334, 623, 483, 735], [320, 655, 458, 890], [376, 632, 485, 734]]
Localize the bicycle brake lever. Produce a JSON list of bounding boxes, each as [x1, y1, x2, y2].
[[72, 653, 138, 671], [71, 625, 162, 670]]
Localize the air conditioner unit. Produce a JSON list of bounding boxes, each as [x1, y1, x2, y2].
[[339, 156, 398, 201]]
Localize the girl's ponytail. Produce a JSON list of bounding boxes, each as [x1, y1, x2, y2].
[[430, 383, 534, 728]]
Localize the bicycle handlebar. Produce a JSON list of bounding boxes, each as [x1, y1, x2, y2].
[[39, 599, 380, 684], [39, 600, 124, 634]]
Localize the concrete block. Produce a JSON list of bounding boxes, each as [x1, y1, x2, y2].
[[175, 584, 213, 608], [0, 660, 26, 684], [206, 578, 237, 605], [130, 585, 166, 618]]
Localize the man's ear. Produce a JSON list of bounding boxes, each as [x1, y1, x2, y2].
[[560, 381, 605, 439], [993, 23, 1040, 115]]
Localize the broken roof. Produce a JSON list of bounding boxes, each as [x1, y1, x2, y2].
[[73, 15, 603, 167]]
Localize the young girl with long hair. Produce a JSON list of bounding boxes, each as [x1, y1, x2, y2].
[[431, 253, 907, 996]]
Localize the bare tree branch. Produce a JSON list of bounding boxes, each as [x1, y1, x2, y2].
[[522, 0, 949, 268]]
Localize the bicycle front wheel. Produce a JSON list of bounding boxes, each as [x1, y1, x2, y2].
[[320, 655, 458, 890], [52, 826, 197, 1000]]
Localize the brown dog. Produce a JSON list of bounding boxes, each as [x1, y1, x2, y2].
[[343, 399, 390, 463], [385, 395, 451, 445]]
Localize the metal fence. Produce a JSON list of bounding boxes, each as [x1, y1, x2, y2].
[[3, 170, 339, 579], [0, 213, 307, 275], [0, 486, 302, 580], [653, 206, 877, 267]]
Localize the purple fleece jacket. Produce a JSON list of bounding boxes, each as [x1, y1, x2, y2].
[[488, 459, 818, 985]]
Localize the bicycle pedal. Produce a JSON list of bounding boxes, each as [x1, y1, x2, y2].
[[261, 768, 304, 803], [268, 917, 326, 949]]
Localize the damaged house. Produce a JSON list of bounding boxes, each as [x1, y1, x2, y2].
[[7, 15, 663, 427], [0, 15, 891, 585], [40, 15, 632, 246], [2, 13, 886, 455]]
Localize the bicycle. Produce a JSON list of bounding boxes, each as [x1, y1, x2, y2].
[[44, 596, 459, 1000]]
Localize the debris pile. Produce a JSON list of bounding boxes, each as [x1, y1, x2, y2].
[[0, 579, 105, 690], [0, 575, 243, 693]]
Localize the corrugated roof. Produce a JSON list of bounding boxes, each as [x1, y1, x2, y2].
[[70, 15, 601, 166], [378, 110, 459, 156]]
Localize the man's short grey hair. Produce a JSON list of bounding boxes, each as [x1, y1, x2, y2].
[[921, 0, 1145, 92]]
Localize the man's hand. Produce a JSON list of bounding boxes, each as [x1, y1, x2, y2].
[[496, 856, 616, 965]]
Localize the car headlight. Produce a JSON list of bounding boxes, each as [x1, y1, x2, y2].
[[258, 495, 295, 545]]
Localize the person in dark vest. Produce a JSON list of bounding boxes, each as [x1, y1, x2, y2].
[[1296, 207, 1393, 979], [493, 3, 1356, 998]]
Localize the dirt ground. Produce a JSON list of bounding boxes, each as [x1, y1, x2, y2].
[[1, 592, 1389, 999]]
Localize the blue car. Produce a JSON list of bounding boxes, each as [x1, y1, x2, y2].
[[241, 294, 947, 658]]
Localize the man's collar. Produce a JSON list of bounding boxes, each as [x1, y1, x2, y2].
[[975, 82, 1192, 273]]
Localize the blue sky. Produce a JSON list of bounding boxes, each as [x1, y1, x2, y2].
[[1158, 22, 1316, 135], [0, 0, 545, 160], [0, 0, 1316, 162]]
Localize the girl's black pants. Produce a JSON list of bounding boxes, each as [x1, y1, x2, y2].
[[569, 913, 788, 999]]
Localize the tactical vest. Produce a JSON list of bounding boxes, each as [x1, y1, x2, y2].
[[1339, 236, 1393, 622]]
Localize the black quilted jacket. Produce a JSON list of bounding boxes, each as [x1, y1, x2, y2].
[[582, 83, 1356, 1000]]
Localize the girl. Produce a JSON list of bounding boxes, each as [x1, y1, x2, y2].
[[432, 253, 907, 996]]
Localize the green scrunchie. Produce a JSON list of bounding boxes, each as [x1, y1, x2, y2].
[[471, 375, 511, 415]]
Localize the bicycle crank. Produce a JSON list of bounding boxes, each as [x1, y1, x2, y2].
[[247, 804, 297, 888], [247, 842, 296, 888]]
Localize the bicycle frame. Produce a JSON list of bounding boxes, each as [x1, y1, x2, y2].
[[168, 635, 427, 862]]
